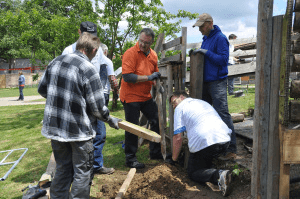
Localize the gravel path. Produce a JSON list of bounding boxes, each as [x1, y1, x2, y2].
[[0, 95, 45, 107]]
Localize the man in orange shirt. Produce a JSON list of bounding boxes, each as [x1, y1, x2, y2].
[[120, 28, 162, 169]]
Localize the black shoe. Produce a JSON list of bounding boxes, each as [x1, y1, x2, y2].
[[94, 167, 115, 175], [126, 161, 145, 169], [150, 154, 164, 160]]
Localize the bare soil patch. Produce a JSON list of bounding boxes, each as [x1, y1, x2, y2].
[[92, 136, 253, 199]]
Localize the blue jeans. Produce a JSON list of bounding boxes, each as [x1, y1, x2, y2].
[[227, 77, 235, 95], [19, 86, 24, 100], [202, 78, 237, 153], [50, 139, 94, 199], [93, 93, 110, 170], [188, 142, 229, 184]]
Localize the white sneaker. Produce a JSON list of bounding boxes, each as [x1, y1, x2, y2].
[[218, 170, 232, 196]]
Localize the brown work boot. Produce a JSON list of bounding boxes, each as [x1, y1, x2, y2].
[[218, 152, 237, 161], [95, 167, 115, 175]]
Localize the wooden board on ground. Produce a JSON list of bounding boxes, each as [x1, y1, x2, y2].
[[115, 168, 136, 199], [39, 152, 56, 199], [116, 119, 161, 143]]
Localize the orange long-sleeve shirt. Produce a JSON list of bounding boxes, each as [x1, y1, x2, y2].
[[120, 42, 158, 103]]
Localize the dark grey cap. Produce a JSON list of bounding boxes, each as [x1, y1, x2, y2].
[[80, 21, 97, 36]]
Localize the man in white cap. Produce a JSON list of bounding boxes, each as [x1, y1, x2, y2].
[[62, 21, 116, 175], [191, 13, 237, 160]]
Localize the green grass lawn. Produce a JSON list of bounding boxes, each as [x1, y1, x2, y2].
[[0, 86, 255, 198], [0, 100, 162, 198], [0, 86, 40, 98]]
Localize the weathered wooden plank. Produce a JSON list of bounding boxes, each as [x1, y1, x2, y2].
[[227, 62, 256, 77], [290, 80, 300, 98], [186, 37, 258, 50], [295, 0, 300, 12], [234, 42, 256, 51], [117, 119, 161, 143], [231, 113, 244, 123], [251, 0, 274, 198], [267, 15, 283, 199], [167, 64, 174, 149], [181, 27, 187, 91], [290, 100, 300, 122], [292, 39, 300, 54], [231, 49, 256, 59], [39, 152, 56, 199], [154, 33, 165, 53], [160, 54, 181, 63], [283, 129, 300, 163], [156, 79, 166, 160], [294, 12, 300, 33], [162, 37, 182, 51], [189, 53, 204, 99], [279, 125, 290, 199], [291, 54, 300, 72], [115, 168, 136, 199]]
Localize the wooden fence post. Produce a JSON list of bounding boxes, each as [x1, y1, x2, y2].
[[267, 15, 283, 199], [251, 0, 274, 198]]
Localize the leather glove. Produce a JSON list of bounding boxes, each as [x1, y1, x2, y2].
[[188, 49, 194, 57], [148, 72, 161, 81], [107, 116, 122, 130], [193, 48, 208, 55]]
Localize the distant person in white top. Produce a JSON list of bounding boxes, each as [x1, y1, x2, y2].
[[99, 43, 119, 105], [227, 34, 238, 95], [62, 21, 115, 175], [168, 91, 233, 197]]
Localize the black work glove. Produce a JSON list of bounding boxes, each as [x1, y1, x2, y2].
[[188, 49, 194, 57], [107, 116, 122, 130], [148, 72, 161, 81], [189, 48, 207, 57]]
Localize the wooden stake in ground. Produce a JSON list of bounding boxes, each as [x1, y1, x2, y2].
[[115, 168, 136, 199]]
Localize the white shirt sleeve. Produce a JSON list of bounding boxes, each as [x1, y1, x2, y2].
[[173, 107, 186, 135], [106, 58, 114, 76], [91, 48, 105, 73], [62, 42, 77, 55]]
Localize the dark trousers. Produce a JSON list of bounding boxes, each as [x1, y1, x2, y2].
[[202, 78, 237, 153], [94, 93, 110, 170], [50, 139, 94, 199], [187, 142, 229, 185], [123, 98, 161, 163]]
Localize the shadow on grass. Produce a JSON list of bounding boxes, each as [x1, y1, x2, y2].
[[0, 108, 44, 131]]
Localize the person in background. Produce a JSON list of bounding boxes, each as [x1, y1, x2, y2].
[[191, 13, 237, 160], [167, 91, 233, 197], [62, 21, 115, 175], [99, 43, 119, 105], [227, 34, 238, 95], [17, 71, 25, 101], [120, 28, 162, 169], [38, 32, 120, 199]]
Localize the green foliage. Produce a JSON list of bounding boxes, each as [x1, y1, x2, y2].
[[32, 73, 39, 82], [95, 0, 198, 70], [0, 0, 98, 67], [232, 164, 242, 176]]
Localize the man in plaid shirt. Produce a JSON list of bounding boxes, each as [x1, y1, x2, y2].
[[38, 32, 120, 199]]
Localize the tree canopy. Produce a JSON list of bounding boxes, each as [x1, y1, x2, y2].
[[0, 0, 198, 71]]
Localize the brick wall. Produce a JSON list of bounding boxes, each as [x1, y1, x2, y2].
[[0, 72, 45, 88]]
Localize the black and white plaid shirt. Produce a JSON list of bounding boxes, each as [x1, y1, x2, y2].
[[38, 51, 109, 142]]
